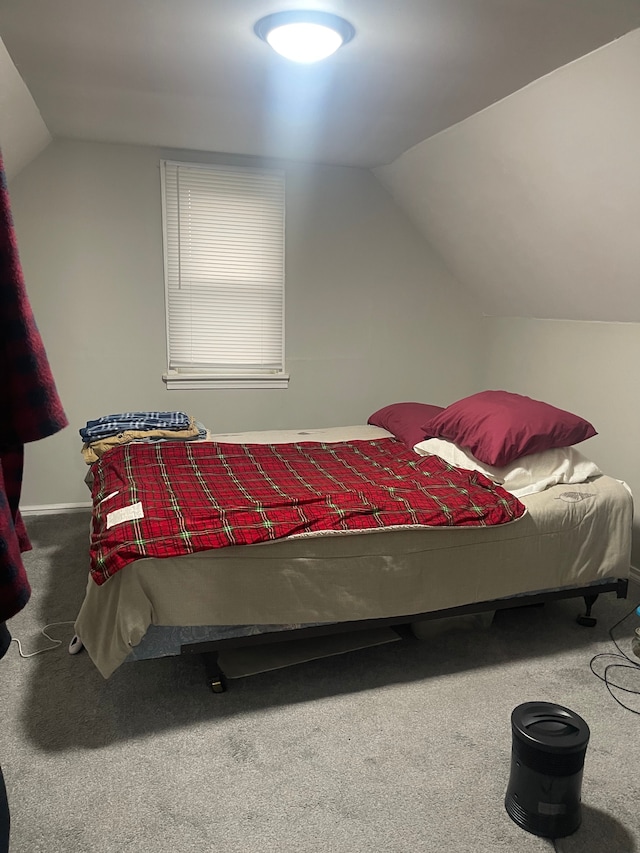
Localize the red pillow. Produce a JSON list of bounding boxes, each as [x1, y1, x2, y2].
[[368, 402, 445, 449], [421, 390, 597, 467]]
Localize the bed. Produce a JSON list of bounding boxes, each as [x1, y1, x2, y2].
[[73, 409, 633, 691]]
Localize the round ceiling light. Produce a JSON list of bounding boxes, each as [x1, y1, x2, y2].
[[254, 10, 355, 63]]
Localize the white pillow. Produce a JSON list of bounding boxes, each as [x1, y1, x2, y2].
[[412, 437, 602, 498]]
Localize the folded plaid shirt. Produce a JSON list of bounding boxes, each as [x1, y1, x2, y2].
[[79, 411, 191, 441]]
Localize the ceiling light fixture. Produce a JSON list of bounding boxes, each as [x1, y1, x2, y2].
[[254, 10, 355, 63]]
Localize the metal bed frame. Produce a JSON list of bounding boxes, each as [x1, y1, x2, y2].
[[178, 577, 629, 692]]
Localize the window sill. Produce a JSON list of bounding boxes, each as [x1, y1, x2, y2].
[[163, 373, 290, 390]]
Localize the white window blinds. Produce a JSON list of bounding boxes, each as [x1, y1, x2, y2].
[[161, 160, 286, 384]]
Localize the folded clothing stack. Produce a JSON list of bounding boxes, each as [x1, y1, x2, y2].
[[79, 410, 208, 463]]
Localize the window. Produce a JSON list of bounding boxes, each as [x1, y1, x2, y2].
[[160, 160, 287, 389]]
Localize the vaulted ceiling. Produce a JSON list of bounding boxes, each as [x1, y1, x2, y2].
[[1, 0, 640, 321], [2, 0, 640, 169]]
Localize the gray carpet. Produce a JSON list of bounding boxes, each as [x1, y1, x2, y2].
[[1, 512, 639, 853]]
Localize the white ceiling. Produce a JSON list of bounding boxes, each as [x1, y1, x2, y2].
[[1, 0, 640, 168]]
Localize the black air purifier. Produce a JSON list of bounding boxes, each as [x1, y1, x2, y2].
[[505, 702, 590, 839]]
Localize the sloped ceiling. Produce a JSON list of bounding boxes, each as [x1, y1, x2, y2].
[[2, 2, 640, 321], [0, 36, 50, 180], [1, 0, 640, 168], [376, 28, 640, 323]]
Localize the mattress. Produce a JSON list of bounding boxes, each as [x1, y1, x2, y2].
[[74, 425, 633, 678]]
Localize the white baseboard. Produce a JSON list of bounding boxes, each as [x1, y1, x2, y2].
[[630, 565, 640, 586], [20, 502, 92, 517]]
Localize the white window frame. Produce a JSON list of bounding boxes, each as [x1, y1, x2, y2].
[[160, 159, 288, 390]]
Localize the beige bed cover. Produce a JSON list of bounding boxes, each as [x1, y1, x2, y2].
[[75, 426, 633, 677]]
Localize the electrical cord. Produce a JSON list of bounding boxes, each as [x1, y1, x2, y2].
[[539, 605, 638, 853], [589, 602, 640, 715], [10, 622, 76, 658]]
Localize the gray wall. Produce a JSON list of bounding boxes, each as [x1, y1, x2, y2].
[[10, 138, 483, 506], [372, 27, 640, 569], [480, 316, 640, 566], [0, 36, 51, 181], [375, 28, 640, 324]]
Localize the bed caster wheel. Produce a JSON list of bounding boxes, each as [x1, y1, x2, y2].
[[203, 652, 227, 692], [577, 594, 598, 627]]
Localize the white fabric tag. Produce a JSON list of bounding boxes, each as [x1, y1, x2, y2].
[[106, 502, 144, 529]]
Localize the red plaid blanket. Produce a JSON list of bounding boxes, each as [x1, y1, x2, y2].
[[89, 438, 526, 585]]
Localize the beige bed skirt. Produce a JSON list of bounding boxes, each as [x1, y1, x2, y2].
[[75, 471, 633, 678]]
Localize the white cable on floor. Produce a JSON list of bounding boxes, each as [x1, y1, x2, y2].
[[10, 622, 76, 658]]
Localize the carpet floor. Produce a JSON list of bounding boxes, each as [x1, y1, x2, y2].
[[1, 512, 639, 853]]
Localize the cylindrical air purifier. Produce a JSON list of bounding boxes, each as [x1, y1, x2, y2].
[[505, 701, 590, 839]]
